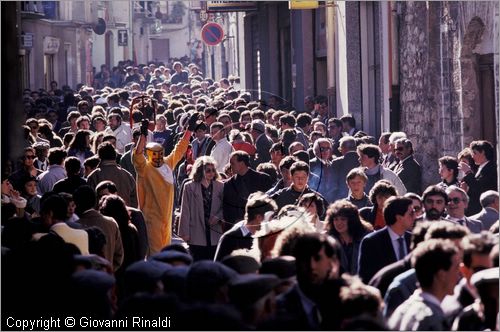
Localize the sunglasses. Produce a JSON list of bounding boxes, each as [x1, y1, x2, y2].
[[205, 168, 216, 173], [24, 155, 35, 160], [448, 197, 464, 204]]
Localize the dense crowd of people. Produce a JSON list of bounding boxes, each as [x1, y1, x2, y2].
[[2, 59, 499, 330]]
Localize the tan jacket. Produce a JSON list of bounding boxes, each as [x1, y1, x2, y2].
[[179, 180, 224, 246], [78, 209, 124, 271]]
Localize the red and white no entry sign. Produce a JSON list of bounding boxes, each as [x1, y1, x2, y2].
[[201, 22, 224, 46]]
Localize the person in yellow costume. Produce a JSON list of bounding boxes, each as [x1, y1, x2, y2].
[[133, 113, 199, 255]]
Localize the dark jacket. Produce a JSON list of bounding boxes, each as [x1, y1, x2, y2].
[[394, 155, 422, 195], [331, 151, 360, 201], [128, 207, 149, 259], [213, 221, 253, 261], [462, 161, 498, 215], [369, 254, 412, 298], [222, 169, 272, 227], [359, 206, 377, 226], [275, 285, 316, 330], [271, 186, 328, 219], [357, 227, 411, 284], [52, 175, 87, 195], [252, 133, 273, 168]]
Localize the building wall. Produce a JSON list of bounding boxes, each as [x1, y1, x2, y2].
[[21, 19, 87, 90], [398, 1, 499, 188], [346, 2, 363, 121]]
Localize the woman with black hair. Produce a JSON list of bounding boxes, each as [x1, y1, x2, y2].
[[326, 200, 373, 275], [99, 194, 140, 274], [436, 156, 460, 190], [67, 129, 94, 165]]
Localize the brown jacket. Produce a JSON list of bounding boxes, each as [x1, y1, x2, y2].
[[179, 180, 224, 246], [78, 209, 124, 271]]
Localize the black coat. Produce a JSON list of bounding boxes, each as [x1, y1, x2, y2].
[[332, 151, 360, 201], [270, 186, 328, 219], [275, 285, 316, 330], [52, 175, 87, 195], [463, 161, 498, 215], [252, 134, 273, 168], [368, 254, 412, 298], [357, 227, 411, 284], [222, 169, 272, 226], [394, 156, 422, 195], [213, 223, 253, 261]]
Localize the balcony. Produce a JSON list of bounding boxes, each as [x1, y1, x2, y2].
[[20, 1, 46, 19], [157, 1, 186, 27], [133, 1, 157, 23]]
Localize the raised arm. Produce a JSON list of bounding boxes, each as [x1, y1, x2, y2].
[[134, 119, 149, 156]]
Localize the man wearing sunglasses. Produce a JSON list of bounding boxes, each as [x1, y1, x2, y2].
[[393, 138, 422, 195], [8, 147, 42, 192], [445, 186, 483, 233], [133, 112, 199, 255]]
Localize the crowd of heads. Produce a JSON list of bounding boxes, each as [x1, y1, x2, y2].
[[2, 58, 499, 330]]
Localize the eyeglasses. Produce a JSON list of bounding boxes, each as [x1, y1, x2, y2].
[[24, 155, 35, 160], [448, 197, 464, 204], [319, 147, 331, 152]]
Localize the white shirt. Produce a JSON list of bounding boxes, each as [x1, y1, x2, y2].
[[105, 123, 132, 153], [155, 164, 174, 184], [210, 137, 234, 173], [388, 226, 407, 259]]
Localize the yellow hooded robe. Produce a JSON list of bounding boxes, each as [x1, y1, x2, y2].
[[133, 131, 191, 255]]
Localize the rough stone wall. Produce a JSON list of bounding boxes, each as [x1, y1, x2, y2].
[[460, 17, 485, 145], [437, 2, 463, 156], [399, 1, 441, 187], [346, 2, 362, 123], [398, 1, 496, 188]]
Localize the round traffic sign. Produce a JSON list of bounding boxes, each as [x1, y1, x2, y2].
[[201, 22, 224, 46]]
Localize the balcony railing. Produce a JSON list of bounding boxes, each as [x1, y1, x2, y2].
[[133, 1, 157, 23], [21, 1, 62, 20]]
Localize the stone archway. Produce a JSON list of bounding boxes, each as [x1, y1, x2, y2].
[[460, 16, 495, 145]]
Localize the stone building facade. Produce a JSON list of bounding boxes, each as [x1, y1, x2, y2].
[[398, 1, 498, 187]]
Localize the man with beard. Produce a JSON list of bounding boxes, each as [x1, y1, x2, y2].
[[104, 109, 131, 153], [416, 185, 453, 224], [275, 233, 344, 330]]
